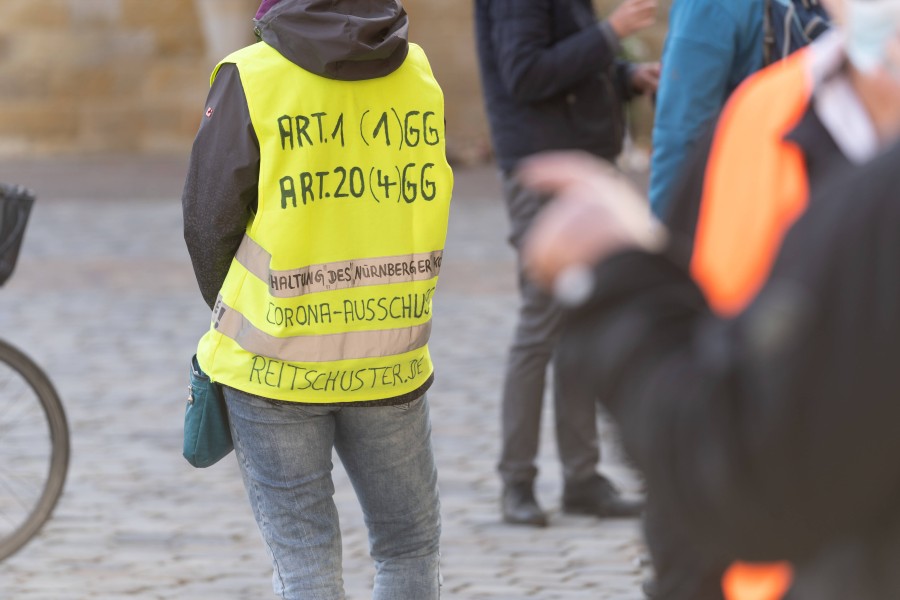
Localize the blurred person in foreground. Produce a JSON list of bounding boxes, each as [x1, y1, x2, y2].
[[520, 137, 900, 600], [474, 0, 659, 528], [182, 1, 453, 598], [629, 0, 900, 596]]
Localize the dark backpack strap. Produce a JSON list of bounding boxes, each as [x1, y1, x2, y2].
[[763, 0, 775, 66], [764, 0, 832, 66]]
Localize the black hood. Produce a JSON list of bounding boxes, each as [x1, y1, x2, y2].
[[254, 0, 409, 81]]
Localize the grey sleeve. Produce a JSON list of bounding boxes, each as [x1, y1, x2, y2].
[[181, 63, 260, 309]]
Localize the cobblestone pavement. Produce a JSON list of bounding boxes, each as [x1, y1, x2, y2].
[[0, 157, 649, 599]]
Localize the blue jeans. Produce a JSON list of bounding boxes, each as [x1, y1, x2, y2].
[[223, 388, 442, 600]]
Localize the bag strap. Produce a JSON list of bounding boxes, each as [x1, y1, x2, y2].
[[763, 0, 775, 66]]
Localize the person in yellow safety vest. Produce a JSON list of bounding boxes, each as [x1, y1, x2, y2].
[[518, 0, 900, 597], [181, 1, 452, 598]]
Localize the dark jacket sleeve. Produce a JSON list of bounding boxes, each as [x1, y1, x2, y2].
[[488, 0, 622, 103], [559, 144, 900, 563], [182, 63, 260, 309]]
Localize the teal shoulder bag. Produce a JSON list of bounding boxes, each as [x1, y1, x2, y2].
[[183, 355, 233, 468]]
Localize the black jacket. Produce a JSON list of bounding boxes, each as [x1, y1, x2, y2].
[[643, 87, 856, 600], [474, 0, 635, 172], [559, 141, 900, 599]]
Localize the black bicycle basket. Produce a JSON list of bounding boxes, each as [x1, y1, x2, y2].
[[0, 184, 35, 287]]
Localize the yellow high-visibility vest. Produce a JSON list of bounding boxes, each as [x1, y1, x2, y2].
[[197, 41, 453, 404]]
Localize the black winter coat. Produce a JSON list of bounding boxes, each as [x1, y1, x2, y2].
[[559, 141, 900, 599], [474, 0, 635, 171]]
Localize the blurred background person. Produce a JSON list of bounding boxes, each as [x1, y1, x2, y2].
[[474, 0, 659, 528], [647, 0, 764, 217], [650, 0, 832, 220]]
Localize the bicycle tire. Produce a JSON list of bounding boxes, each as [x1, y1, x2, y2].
[[0, 338, 69, 562]]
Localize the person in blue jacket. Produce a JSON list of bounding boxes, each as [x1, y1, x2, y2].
[[648, 0, 764, 218], [475, 0, 659, 528]]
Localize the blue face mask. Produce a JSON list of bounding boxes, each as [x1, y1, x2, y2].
[[846, 0, 900, 73]]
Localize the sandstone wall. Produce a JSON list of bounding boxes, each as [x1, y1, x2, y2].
[[0, 0, 669, 161], [0, 0, 254, 157]]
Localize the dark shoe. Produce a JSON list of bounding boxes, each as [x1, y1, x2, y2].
[[562, 473, 644, 518], [501, 483, 548, 527]]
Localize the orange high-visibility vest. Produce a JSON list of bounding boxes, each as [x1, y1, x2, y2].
[[723, 562, 794, 600], [691, 49, 812, 317], [691, 49, 816, 599]]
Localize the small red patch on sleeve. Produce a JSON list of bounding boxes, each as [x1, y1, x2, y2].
[[205, 107, 214, 118]]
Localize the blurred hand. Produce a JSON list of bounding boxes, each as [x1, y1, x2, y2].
[[608, 0, 658, 39], [519, 152, 666, 292], [631, 62, 661, 95]]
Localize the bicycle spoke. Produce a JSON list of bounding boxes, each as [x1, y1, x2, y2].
[[0, 378, 43, 437], [0, 468, 41, 526], [0, 406, 46, 440], [0, 464, 50, 542]]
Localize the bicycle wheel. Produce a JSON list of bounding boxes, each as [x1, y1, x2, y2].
[[0, 338, 69, 561]]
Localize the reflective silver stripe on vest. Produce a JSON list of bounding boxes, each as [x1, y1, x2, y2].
[[235, 236, 443, 298], [212, 300, 432, 363]]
